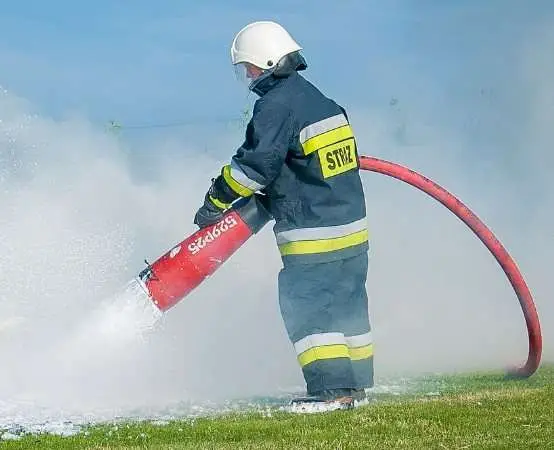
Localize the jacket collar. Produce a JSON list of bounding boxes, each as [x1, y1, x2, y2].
[[249, 52, 307, 97], [250, 72, 292, 97]]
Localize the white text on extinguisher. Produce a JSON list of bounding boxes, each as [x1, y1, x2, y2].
[[188, 216, 239, 255]]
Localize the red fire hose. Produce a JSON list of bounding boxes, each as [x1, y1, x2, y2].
[[358, 155, 542, 378]]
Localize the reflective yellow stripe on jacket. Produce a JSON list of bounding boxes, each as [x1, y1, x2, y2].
[[276, 218, 369, 256], [222, 160, 265, 198], [300, 114, 353, 155]]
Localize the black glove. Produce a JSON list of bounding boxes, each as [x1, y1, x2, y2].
[[193, 192, 227, 228], [193, 173, 246, 228]]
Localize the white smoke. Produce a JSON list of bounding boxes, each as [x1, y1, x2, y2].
[[0, 86, 297, 426]]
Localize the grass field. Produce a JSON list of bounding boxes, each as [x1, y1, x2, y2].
[[2, 364, 553, 449]]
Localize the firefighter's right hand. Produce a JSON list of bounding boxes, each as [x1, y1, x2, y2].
[[193, 193, 227, 229]]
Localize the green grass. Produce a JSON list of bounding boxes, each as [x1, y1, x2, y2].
[[3, 364, 553, 449]]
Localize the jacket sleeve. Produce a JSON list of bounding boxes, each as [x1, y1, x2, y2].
[[211, 98, 294, 204]]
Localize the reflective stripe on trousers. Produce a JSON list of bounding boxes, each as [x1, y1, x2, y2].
[[294, 331, 373, 367]]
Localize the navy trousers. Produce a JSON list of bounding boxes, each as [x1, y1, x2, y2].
[[278, 252, 373, 395]]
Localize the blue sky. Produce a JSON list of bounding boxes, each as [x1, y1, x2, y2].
[[1, 0, 553, 180], [1, 1, 551, 128]]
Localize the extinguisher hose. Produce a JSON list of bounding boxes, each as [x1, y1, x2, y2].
[[359, 155, 542, 378]]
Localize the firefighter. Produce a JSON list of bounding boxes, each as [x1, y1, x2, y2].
[[194, 21, 373, 411]]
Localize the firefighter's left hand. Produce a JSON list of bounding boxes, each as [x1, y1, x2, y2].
[[193, 193, 226, 228]]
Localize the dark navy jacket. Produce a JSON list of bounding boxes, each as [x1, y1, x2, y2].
[[214, 71, 369, 265]]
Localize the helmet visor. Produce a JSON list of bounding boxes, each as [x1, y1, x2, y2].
[[234, 62, 265, 89]]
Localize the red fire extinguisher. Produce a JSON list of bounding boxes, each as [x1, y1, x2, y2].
[[137, 195, 271, 312]]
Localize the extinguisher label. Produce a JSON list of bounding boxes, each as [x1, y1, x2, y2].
[[187, 215, 239, 255]]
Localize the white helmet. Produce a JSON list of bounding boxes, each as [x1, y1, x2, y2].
[[231, 21, 302, 70]]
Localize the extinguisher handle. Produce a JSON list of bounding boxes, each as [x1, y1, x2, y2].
[[232, 195, 272, 234]]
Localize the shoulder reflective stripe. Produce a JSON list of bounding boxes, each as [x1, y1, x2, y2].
[[345, 332, 372, 349], [209, 195, 230, 210], [230, 160, 265, 191], [276, 218, 367, 245], [293, 332, 346, 355], [300, 115, 352, 156], [349, 344, 374, 361], [299, 114, 348, 144], [302, 125, 355, 156], [278, 229, 368, 256], [222, 164, 256, 197], [297, 344, 350, 367]]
